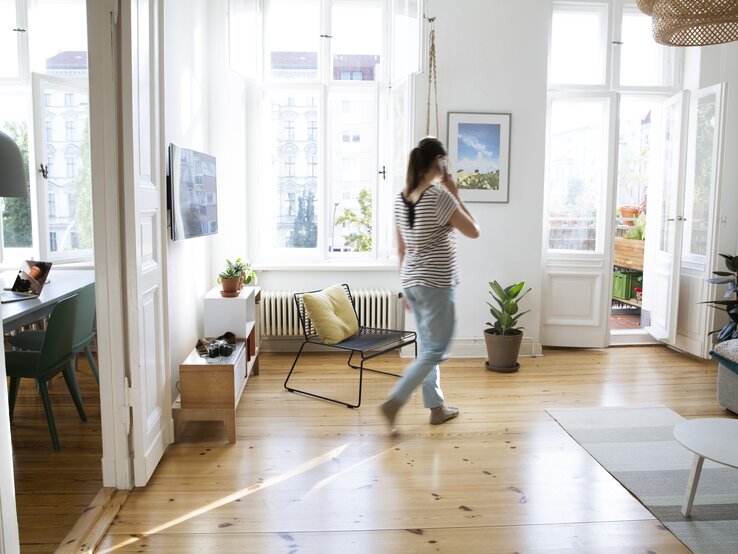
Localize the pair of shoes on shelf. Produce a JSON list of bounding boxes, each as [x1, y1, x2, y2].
[[429, 404, 460, 425], [379, 398, 402, 436]]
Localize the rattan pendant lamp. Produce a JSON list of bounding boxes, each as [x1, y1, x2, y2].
[[637, 0, 738, 46]]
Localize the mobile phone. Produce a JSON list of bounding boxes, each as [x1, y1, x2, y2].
[[438, 158, 448, 177]]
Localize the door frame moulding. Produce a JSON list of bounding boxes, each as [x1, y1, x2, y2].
[[87, 0, 134, 489]]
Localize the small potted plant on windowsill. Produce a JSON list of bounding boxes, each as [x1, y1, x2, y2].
[[217, 259, 242, 297], [484, 281, 531, 373]]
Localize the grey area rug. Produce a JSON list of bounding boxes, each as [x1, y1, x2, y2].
[[547, 406, 738, 554]]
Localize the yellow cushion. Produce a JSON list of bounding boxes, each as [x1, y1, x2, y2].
[[302, 284, 359, 344]]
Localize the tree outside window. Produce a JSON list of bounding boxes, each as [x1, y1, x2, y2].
[[334, 187, 372, 252]]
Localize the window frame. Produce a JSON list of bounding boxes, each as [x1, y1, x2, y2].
[[250, 0, 412, 265], [544, 0, 683, 256], [0, 0, 92, 266]]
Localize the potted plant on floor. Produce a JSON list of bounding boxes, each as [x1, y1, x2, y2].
[[703, 253, 738, 343], [484, 281, 531, 372], [217, 259, 242, 297]]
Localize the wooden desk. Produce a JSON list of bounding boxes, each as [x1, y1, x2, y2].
[[1, 269, 95, 333]]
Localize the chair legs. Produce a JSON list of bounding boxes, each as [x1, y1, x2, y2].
[[347, 350, 403, 378], [37, 379, 60, 451], [62, 362, 87, 422], [8, 377, 20, 422], [7, 369, 87, 451], [284, 342, 364, 408], [84, 345, 99, 384]]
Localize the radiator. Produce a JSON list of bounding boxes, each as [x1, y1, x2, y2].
[[260, 288, 404, 337]]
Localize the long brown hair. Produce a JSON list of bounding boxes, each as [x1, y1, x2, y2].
[[405, 137, 447, 195]]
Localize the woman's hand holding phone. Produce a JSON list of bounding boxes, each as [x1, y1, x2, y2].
[[438, 157, 458, 195]]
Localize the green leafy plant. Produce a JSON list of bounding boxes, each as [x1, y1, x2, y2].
[[486, 281, 532, 336], [217, 259, 242, 281], [233, 257, 256, 284], [703, 253, 738, 343], [624, 213, 646, 240]]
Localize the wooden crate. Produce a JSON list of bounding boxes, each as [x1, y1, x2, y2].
[[613, 237, 644, 270]]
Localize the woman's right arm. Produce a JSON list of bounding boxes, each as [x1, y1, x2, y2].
[[442, 175, 480, 238]]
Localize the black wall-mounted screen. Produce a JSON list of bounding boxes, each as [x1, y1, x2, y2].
[[167, 143, 218, 241]]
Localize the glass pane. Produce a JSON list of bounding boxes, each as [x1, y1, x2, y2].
[[550, 4, 607, 86], [0, 94, 32, 249], [332, 0, 382, 81], [266, 0, 320, 81], [40, 81, 92, 256], [0, 0, 20, 78], [660, 99, 681, 253], [229, 0, 258, 78], [620, 8, 676, 87], [547, 97, 608, 251], [28, 0, 88, 75], [327, 89, 376, 253], [267, 92, 319, 248], [616, 98, 657, 234], [686, 93, 716, 257], [391, 0, 419, 80]]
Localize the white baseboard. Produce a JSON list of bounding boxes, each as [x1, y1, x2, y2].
[[260, 335, 544, 359], [441, 336, 543, 358]]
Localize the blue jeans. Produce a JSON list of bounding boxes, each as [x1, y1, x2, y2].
[[389, 285, 456, 408]]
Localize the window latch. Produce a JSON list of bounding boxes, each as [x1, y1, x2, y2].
[[39, 163, 49, 179], [378, 165, 386, 180]]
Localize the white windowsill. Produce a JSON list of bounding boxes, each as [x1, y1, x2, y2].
[[253, 260, 399, 272]]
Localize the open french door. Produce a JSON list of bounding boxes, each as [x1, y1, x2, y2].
[[644, 91, 689, 344], [645, 84, 725, 358], [120, 0, 171, 486]]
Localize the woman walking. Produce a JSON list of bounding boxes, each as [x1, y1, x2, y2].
[[380, 137, 480, 433]]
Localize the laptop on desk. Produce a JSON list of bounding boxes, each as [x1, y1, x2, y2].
[[0, 261, 52, 303]]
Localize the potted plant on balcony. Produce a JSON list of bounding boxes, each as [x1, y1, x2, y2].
[[484, 281, 531, 373], [217, 259, 242, 297]]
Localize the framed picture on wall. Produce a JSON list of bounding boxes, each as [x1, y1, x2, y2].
[[447, 112, 511, 203]]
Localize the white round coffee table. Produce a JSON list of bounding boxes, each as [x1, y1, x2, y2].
[[673, 418, 738, 517]]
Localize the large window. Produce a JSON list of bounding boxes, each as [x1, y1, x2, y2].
[[241, 0, 421, 262], [0, 0, 92, 264], [545, 1, 681, 252]]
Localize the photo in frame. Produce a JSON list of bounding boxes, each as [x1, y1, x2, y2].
[[447, 112, 511, 203]]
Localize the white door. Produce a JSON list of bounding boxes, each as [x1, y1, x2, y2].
[[645, 91, 689, 343], [674, 84, 726, 358], [120, 0, 171, 486], [541, 93, 617, 347]]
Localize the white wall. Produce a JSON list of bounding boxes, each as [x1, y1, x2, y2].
[[258, 0, 548, 354], [163, 0, 247, 397]]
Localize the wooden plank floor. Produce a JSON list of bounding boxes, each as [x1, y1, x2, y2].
[[9, 357, 102, 554], [96, 345, 732, 553]]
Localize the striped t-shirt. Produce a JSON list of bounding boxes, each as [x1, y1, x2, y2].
[[394, 184, 461, 288]]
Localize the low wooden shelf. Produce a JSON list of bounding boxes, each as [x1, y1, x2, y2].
[[173, 340, 255, 443]]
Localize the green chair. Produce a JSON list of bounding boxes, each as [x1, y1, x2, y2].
[[6, 294, 85, 451], [8, 283, 98, 384]]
